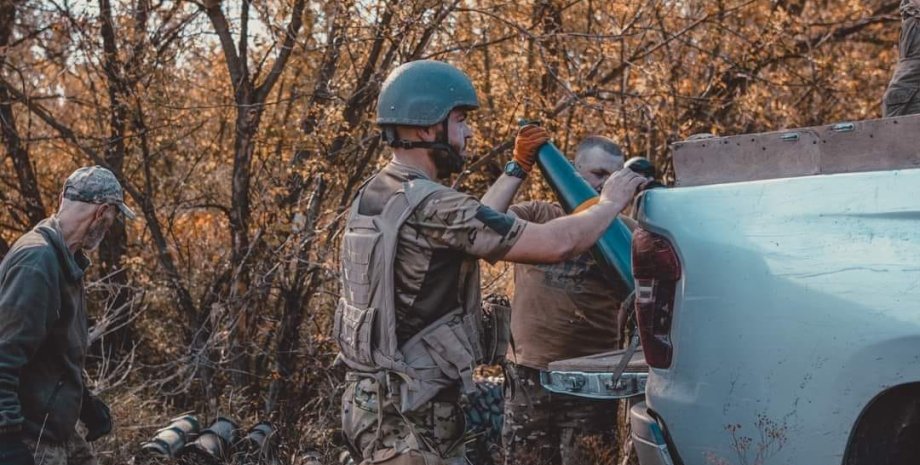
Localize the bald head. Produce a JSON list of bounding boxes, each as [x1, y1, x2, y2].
[[574, 135, 625, 192]]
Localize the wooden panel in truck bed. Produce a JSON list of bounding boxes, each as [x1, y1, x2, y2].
[[672, 114, 920, 187]]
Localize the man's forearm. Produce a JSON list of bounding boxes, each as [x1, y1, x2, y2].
[[503, 201, 621, 264], [480, 174, 524, 213], [554, 201, 622, 258]]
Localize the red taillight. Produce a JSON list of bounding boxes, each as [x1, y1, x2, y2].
[[632, 228, 681, 369]]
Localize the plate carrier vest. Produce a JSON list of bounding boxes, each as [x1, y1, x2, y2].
[[335, 178, 485, 412]]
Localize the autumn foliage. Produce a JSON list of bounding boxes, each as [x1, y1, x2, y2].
[[0, 0, 905, 462]]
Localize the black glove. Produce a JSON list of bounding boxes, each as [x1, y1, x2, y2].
[[80, 391, 113, 442], [0, 433, 35, 465]]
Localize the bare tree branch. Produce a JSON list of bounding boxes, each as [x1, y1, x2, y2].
[[254, 0, 306, 102]]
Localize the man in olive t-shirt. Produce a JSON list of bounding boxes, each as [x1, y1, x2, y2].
[[502, 136, 631, 465]]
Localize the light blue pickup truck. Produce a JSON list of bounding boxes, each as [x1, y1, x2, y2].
[[631, 114, 920, 465], [547, 114, 920, 465]]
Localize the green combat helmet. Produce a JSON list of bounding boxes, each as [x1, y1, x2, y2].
[[376, 60, 480, 178]]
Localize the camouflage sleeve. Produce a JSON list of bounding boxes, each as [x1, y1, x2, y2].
[[414, 189, 527, 263]]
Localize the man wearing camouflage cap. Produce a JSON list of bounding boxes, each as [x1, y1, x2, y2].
[[0, 166, 132, 465], [336, 60, 647, 465]]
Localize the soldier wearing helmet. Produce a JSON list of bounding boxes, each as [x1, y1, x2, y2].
[[336, 60, 648, 465]]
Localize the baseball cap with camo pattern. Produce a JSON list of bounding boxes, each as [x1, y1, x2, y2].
[[62, 166, 136, 220]]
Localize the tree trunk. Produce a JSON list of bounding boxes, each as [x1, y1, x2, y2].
[[0, 0, 45, 227], [536, 0, 564, 103], [204, 0, 306, 391], [96, 0, 137, 356], [267, 176, 325, 414]]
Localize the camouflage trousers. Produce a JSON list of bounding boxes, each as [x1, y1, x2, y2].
[[883, 0, 920, 117], [24, 435, 98, 465], [342, 373, 468, 465], [502, 363, 617, 465]]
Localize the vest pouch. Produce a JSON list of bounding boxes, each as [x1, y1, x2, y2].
[[480, 300, 511, 365], [420, 325, 475, 395], [341, 227, 381, 308], [399, 340, 457, 413], [392, 309, 481, 412], [334, 298, 377, 367]]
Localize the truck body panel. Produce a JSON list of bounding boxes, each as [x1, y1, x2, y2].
[[637, 168, 920, 464]]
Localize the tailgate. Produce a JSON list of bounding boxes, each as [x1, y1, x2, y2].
[[541, 348, 648, 399]]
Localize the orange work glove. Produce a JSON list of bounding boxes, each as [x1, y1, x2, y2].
[[513, 125, 550, 173]]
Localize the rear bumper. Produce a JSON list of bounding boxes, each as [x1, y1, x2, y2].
[[630, 402, 681, 465]]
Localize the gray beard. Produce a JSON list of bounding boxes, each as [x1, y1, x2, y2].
[[82, 220, 108, 251]]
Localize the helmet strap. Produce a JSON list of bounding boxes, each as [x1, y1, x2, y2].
[[431, 118, 464, 178], [382, 119, 464, 179]]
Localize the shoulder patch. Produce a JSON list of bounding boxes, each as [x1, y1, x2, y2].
[[475, 206, 515, 237]]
